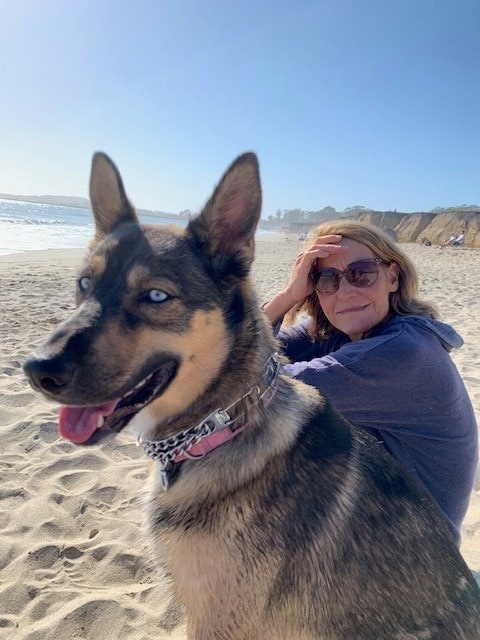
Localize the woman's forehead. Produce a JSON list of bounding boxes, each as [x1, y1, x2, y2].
[[321, 238, 376, 266]]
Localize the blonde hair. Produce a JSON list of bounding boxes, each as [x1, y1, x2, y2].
[[285, 219, 438, 340]]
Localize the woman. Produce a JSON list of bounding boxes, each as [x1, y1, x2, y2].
[[264, 220, 478, 545]]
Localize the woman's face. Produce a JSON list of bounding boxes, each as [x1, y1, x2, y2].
[[316, 238, 399, 341]]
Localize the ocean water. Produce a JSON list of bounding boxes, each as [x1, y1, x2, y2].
[[0, 199, 188, 256]]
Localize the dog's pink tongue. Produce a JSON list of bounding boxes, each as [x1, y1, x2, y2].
[[59, 399, 120, 443]]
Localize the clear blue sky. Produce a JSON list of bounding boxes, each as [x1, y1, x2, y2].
[[1, 0, 479, 217]]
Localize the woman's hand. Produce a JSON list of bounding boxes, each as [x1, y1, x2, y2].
[[263, 235, 348, 324], [283, 235, 348, 304]]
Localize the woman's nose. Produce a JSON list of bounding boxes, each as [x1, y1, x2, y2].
[[335, 274, 358, 296]]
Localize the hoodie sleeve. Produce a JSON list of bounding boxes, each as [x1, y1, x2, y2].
[[275, 319, 348, 364]]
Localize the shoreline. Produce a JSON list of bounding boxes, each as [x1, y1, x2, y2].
[[0, 247, 85, 262], [2, 231, 479, 262], [0, 230, 286, 260]]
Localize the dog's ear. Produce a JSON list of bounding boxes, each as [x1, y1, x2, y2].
[[89, 152, 138, 241], [187, 152, 262, 279]]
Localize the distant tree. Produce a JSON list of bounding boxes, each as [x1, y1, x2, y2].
[[321, 206, 337, 216], [302, 206, 337, 224], [304, 210, 319, 223], [319, 206, 337, 221], [431, 205, 480, 213], [342, 205, 372, 215], [458, 204, 480, 210], [282, 208, 303, 223]]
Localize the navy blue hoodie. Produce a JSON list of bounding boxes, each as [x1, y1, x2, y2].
[[277, 314, 478, 545]]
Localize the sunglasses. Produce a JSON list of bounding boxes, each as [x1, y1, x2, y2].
[[311, 258, 384, 295]]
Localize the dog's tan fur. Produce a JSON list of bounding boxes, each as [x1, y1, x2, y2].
[[24, 152, 480, 639]]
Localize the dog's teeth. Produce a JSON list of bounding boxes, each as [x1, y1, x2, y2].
[[97, 415, 105, 429], [131, 376, 150, 393]]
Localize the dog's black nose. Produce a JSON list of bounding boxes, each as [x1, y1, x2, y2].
[[23, 356, 74, 396]]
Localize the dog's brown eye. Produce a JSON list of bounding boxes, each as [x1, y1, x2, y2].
[[148, 289, 168, 303], [79, 276, 91, 292]]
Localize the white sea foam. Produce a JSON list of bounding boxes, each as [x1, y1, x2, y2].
[[0, 199, 188, 255], [0, 199, 270, 255]]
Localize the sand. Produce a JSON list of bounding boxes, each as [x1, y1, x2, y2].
[[0, 237, 479, 639]]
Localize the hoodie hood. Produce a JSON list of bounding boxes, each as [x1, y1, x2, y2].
[[390, 315, 463, 352]]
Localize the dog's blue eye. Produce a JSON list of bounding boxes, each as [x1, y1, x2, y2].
[[79, 276, 91, 292], [148, 289, 168, 303]]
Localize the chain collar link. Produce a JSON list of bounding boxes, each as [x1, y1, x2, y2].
[[137, 352, 280, 490]]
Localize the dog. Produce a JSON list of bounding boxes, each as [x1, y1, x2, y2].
[[24, 152, 480, 639]]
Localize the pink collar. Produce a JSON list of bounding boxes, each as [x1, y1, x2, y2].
[[174, 419, 250, 462], [136, 353, 280, 490]]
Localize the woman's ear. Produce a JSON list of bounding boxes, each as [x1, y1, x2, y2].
[[387, 262, 400, 292]]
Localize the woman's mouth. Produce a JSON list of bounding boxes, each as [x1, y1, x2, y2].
[[337, 304, 368, 315]]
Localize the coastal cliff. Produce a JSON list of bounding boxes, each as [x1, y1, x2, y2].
[[356, 211, 480, 248]]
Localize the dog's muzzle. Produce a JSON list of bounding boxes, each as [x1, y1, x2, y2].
[[23, 354, 179, 444]]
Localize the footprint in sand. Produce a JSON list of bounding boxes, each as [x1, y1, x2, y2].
[[36, 421, 59, 444], [51, 599, 136, 638], [39, 520, 64, 538], [39, 453, 108, 480], [27, 545, 62, 570], [95, 485, 122, 505], [60, 546, 84, 561], [57, 471, 97, 493]]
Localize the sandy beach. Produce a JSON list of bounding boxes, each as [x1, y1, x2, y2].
[[1, 236, 479, 639]]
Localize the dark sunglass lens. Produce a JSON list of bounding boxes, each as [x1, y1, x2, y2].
[[347, 261, 379, 287], [316, 269, 340, 293]]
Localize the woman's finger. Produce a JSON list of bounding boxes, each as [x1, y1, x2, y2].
[[305, 243, 349, 260]]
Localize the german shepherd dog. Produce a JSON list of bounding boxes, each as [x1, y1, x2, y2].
[[24, 153, 480, 639]]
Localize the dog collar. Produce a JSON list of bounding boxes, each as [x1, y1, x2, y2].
[[136, 352, 281, 491]]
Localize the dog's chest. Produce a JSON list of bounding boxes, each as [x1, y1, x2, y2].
[[153, 527, 321, 640], [148, 493, 285, 626]]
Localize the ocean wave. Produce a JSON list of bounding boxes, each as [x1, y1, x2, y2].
[[0, 216, 91, 227]]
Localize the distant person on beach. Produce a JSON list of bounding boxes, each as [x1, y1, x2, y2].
[[454, 231, 465, 246], [439, 231, 460, 248], [263, 219, 478, 545]]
